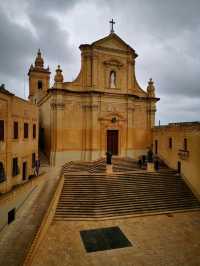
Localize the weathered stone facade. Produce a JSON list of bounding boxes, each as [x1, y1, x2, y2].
[[29, 32, 158, 166], [153, 122, 200, 198], [0, 85, 38, 193]]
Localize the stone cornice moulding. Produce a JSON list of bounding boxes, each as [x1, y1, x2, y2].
[[103, 59, 123, 68], [50, 101, 65, 110], [82, 104, 99, 110], [93, 45, 134, 56]]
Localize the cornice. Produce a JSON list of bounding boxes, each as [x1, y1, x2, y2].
[[47, 87, 159, 102]]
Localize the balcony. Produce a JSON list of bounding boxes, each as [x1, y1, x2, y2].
[[178, 149, 189, 160]]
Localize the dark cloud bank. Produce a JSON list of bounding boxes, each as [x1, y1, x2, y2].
[[0, 0, 199, 124]]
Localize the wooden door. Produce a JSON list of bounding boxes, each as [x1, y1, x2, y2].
[[107, 130, 118, 155]]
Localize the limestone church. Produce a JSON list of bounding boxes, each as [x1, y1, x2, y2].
[[28, 27, 158, 166]]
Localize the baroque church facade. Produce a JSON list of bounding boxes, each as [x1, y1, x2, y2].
[[28, 31, 158, 166]]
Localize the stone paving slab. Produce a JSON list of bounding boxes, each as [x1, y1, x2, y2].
[[32, 211, 200, 266]]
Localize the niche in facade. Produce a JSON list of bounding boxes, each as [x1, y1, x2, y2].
[[110, 71, 116, 88]]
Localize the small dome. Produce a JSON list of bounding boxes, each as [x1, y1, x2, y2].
[[35, 49, 44, 68], [54, 65, 64, 83]]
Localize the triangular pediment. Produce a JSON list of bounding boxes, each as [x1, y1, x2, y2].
[[92, 33, 135, 53]]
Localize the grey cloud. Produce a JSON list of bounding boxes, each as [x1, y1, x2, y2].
[[28, 0, 80, 13], [0, 8, 36, 76], [0, 0, 77, 91], [27, 11, 74, 65], [0, 0, 199, 123]]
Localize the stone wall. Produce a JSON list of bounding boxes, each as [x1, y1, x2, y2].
[[0, 91, 38, 193], [153, 122, 200, 198], [37, 32, 158, 166]]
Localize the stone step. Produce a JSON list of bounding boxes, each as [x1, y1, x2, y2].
[[57, 201, 200, 211], [62, 178, 184, 186], [59, 192, 196, 201], [55, 205, 200, 216], [56, 201, 200, 211], [63, 172, 179, 177], [54, 208, 200, 219], [63, 182, 189, 191], [62, 178, 182, 184], [58, 194, 198, 204], [60, 191, 194, 199], [56, 157, 200, 219]]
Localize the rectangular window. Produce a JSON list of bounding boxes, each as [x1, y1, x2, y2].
[[0, 162, 6, 183], [0, 120, 4, 141], [155, 140, 158, 154], [13, 121, 18, 139], [24, 123, 29, 139], [33, 124, 36, 139], [184, 138, 187, 151], [169, 137, 172, 149], [32, 153, 36, 168], [8, 208, 16, 224], [38, 80, 43, 89], [22, 161, 27, 180], [12, 157, 19, 176]]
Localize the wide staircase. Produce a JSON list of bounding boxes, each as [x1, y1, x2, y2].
[[63, 157, 141, 173], [54, 158, 200, 220]]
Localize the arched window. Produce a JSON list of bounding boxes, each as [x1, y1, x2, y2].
[[110, 71, 116, 88], [38, 80, 43, 90]]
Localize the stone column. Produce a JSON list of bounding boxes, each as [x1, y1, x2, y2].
[[82, 99, 99, 161], [127, 100, 134, 158]]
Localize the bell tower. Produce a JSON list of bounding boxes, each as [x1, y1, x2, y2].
[[28, 49, 50, 104]]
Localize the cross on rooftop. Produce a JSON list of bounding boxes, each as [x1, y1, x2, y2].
[[109, 19, 115, 33]]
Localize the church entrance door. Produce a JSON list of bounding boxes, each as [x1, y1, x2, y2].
[[107, 130, 118, 155]]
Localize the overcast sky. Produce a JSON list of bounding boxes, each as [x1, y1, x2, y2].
[[0, 0, 199, 124]]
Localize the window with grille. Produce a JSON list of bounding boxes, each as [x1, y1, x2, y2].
[[184, 138, 187, 151], [169, 137, 172, 149], [24, 123, 29, 139], [33, 124, 36, 139], [12, 158, 19, 176], [0, 162, 6, 182], [14, 121, 18, 139], [0, 120, 4, 141]]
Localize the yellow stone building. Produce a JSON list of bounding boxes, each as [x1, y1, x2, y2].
[[153, 122, 200, 197], [0, 84, 38, 193], [29, 32, 158, 166]]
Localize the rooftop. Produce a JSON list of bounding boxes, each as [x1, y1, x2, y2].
[[155, 121, 200, 130], [0, 84, 14, 96]]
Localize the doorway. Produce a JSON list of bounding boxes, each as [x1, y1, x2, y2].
[[177, 161, 181, 174], [22, 161, 27, 180], [39, 127, 45, 151], [155, 140, 158, 154], [107, 130, 118, 155]]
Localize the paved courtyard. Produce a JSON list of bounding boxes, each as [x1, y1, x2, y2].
[[0, 166, 60, 266], [32, 211, 200, 266]]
